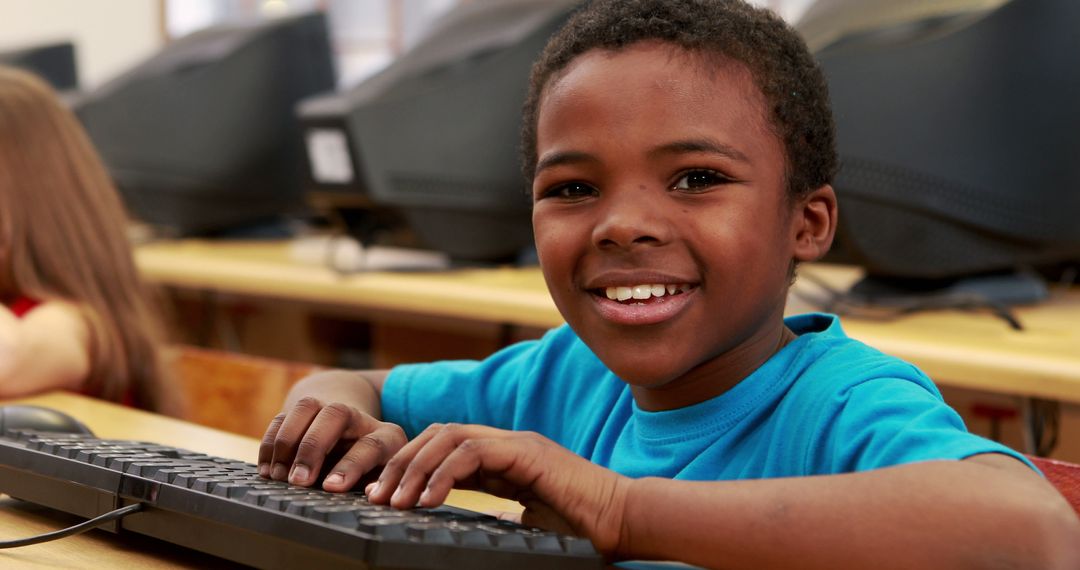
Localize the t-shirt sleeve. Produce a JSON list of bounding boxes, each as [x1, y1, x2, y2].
[[810, 371, 1034, 473], [381, 341, 541, 439], [381, 325, 622, 447], [382, 325, 610, 440]]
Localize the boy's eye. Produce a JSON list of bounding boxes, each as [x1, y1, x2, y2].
[[540, 182, 597, 200], [672, 169, 730, 192]]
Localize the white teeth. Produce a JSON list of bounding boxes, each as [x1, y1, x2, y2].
[[603, 283, 688, 302]]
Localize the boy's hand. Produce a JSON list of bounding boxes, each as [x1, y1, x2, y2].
[[258, 396, 407, 492], [364, 423, 632, 557]]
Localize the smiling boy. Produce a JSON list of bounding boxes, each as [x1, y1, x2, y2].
[[260, 1, 1080, 567], [531, 44, 809, 411]]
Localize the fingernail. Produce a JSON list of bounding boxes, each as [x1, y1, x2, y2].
[[419, 487, 431, 504], [365, 482, 379, 497], [270, 462, 288, 480], [324, 473, 344, 487], [289, 464, 310, 484], [258, 463, 269, 478], [390, 486, 403, 504]]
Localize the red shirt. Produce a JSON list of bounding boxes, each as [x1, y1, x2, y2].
[[8, 296, 39, 317]]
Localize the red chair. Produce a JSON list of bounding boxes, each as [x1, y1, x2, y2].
[[1027, 455, 1080, 517]]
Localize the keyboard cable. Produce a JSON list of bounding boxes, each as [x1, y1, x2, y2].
[[0, 502, 144, 548]]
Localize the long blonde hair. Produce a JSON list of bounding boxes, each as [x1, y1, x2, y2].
[[0, 66, 173, 412]]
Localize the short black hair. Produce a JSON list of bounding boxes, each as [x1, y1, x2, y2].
[[521, 0, 837, 198]]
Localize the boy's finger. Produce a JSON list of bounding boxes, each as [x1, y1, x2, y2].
[[366, 423, 444, 503], [323, 421, 406, 492], [393, 424, 507, 509], [417, 436, 507, 508], [287, 402, 356, 486], [257, 413, 286, 477], [267, 397, 323, 480]]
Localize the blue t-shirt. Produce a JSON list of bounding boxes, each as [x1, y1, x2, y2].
[[382, 313, 1029, 479]]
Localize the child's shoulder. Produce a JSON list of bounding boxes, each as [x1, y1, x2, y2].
[[784, 312, 934, 393]]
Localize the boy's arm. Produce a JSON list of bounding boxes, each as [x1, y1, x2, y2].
[[258, 369, 407, 491], [0, 302, 90, 397], [621, 453, 1080, 570], [368, 424, 1080, 569], [280, 369, 390, 414]]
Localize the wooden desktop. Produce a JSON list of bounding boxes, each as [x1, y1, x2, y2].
[[0, 391, 521, 568], [135, 239, 1080, 405]]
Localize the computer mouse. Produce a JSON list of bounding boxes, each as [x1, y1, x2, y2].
[[0, 405, 94, 436]]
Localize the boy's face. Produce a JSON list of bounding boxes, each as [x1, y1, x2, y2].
[[532, 42, 816, 409]]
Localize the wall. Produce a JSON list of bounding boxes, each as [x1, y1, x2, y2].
[[0, 0, 162, 89]]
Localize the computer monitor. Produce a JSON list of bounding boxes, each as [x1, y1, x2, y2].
[[795, 0, 1008, 52], [298, 0, 580, 264], [0, 41, 78, 91], [814, 0, 1080, 298], [73, 13, 336, 236]]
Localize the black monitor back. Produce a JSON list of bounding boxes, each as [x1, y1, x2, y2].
[[0, 42, 78, 91], [817, 0, 1080, 280], [298, 0, 580, 263], [74, 13, 335, 236]]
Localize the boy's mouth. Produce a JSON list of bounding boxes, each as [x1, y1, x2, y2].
[[587, 282, 698, 326], [595, 283, 694, 304]]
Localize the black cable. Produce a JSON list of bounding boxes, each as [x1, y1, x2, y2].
[[0, 502, 144, 549], [794, 271, 1026, 330]]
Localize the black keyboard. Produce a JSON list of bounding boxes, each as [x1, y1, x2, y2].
[[0, 430, 602, 569]]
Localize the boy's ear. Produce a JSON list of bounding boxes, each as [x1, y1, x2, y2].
[[791, 184, 838, 263]]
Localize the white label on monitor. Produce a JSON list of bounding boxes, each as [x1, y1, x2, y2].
[[306, 128, 355, 184]]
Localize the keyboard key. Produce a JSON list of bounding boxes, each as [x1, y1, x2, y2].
[[142, 446, 184, 458], [406, 522, 455, 545], [153, 467, 200, 484], [107, 455, 162, 472], [561, 537, 596, 556], [241, 489, 306, 507], [284, 498, 341, 517], [125, 460, 183, 477], [173, 471, 227, 488], [492, 532, 530, 550], [54, 444, 93, 458], [524, 534, 564, 553], [207, 482, 253, 499], [452, 529, 493, 548], [191, 476, 240, 493], [86, 451, 134, 466], [263, 491, 325, 511], [26, 437, 80, 454], [356, 508, 414, 520], [310, 505, 365, 527], [356, 518, 409, 540]]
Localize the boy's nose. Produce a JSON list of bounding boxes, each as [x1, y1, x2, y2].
[[591, 190, 673, 250]]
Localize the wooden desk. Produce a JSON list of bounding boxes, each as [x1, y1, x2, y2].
[[136, 239, 1080, 406], [135, 239, 560, 329], [0, 392, 520, 568]]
